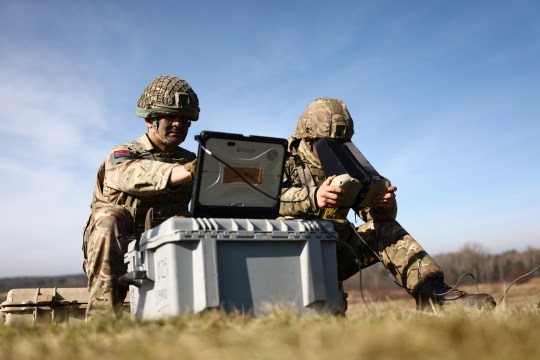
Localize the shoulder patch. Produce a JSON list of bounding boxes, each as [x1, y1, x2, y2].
[[113, 149, 132, 159]]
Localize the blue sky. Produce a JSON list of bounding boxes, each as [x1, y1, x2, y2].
[[0, 0, 538, 277]]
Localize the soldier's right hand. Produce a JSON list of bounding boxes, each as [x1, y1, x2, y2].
[[169, 164, 194, 186], [315, 175, 344, 209], [372, 185, 397, 209]]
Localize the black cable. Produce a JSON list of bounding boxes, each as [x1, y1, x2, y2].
[[434, 272, 482, 300], [198, 143, 278, 201], [197, 141, 309, 205], [345, 215, 416, 295], [321, 211, 494, 309], [316, 220, 372, 309], [346, 210, 540, 308], [198, 138, 540, 308], [295, 157, 313, 204], [339, 216, 540, 308], [339, 239, 371, 311], [498, 264, 540, 306]]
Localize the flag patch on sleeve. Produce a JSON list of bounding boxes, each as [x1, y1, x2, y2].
[[113, 149, 132, 159]]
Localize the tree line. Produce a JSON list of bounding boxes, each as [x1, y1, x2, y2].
[[345, 244, 540, 290], [1, 245, 538, 296]]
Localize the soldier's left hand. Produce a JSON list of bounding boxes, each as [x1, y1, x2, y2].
[[373, 185, 397, 209]]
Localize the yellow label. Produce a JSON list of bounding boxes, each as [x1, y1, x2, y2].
[[321, 208, 350, 220], [222, 167, 264, 184]]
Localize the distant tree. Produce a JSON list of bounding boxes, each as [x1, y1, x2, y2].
[[434, 243, 539, 285]]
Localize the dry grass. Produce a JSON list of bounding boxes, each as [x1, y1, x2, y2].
[[1, 279, 539, 360]]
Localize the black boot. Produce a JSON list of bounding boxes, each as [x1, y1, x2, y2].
[[414, 277, 496, 310], [337, 282, 348, 316]]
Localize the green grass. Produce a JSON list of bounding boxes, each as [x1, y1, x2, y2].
[[2, 304, 540, 360]]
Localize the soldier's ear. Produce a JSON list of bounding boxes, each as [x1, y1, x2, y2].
[[144, 118, 153, 129], [145, 118, 160, 130]]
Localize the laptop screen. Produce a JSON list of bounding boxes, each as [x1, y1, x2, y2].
[[190, 131, 288, 219], [315, 138, 383, 184]]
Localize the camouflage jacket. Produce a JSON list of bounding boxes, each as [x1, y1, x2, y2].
[[89, 134, 196, 235], [279, 138, 397, 222]]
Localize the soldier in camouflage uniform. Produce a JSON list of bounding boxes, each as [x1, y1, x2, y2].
[[279, 98, 496, 310], [83, 76, 200, 319]]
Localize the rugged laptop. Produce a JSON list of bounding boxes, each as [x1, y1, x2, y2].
[[190, 131, 288, 219]]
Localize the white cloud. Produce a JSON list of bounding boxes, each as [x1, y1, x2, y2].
[[0, 47, 111, 277], [0, 159, 92, 276]]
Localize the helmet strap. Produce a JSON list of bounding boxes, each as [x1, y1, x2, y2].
[[148, 118, 178, 149]]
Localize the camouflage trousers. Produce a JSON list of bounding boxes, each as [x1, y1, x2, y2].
[[82, 206, 134, 320], [334, 219, 443, 293]]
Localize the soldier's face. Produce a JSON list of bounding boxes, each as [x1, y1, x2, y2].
[[307, 139, 320, 158], [147, 116, 191, 147]]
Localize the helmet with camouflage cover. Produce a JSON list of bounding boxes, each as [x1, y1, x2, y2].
[[294, 98, 354, 141], [136, 75, 200, 120]]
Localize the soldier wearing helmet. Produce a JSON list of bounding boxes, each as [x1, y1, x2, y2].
[[280, 98, 496, 312], [83, 76, 199, 320]]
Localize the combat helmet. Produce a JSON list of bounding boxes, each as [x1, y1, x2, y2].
[[136, 75, 200, 120], [294, 98, 354, 141]]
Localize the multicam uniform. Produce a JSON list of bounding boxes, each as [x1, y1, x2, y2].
[[279, 137, 443, 293], [279, 98, 497, 310], [83, 134, 195, 317]]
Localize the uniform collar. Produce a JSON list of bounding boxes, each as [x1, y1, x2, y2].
[[138, 134, 156, 152], [298, 139, 322, 169]]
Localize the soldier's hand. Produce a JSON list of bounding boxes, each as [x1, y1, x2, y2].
[[183, 159, 197, 175], [373, 185, 397, 209], [169, 164, 195, 186], [316, 175, 344, 208]]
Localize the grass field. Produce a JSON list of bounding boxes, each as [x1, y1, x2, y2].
[[1, 278, 539, 360]]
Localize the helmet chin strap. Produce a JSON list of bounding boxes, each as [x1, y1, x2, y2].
[[151, 119, 170, 146], [150, 118, 179, 148]]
